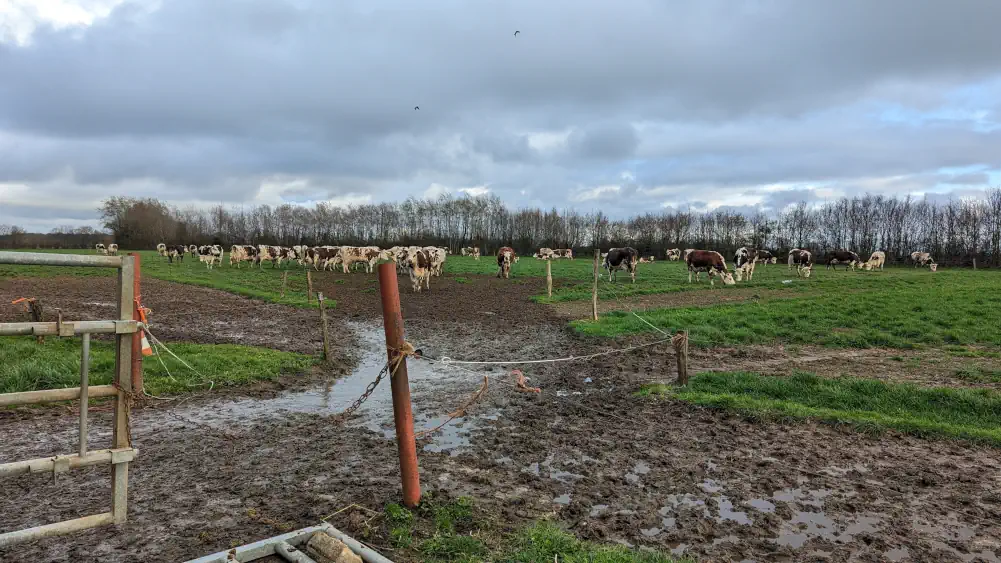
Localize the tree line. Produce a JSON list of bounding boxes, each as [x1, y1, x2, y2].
[[2, 188, 1000, 266]]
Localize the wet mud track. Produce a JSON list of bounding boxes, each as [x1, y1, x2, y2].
[[2, 274, 1001, 561]]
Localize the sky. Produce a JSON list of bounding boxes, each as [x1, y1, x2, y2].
[[2, 0, 1001, 232]]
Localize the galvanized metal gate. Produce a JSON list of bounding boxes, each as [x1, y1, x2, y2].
[[0, 251, 140, 547]]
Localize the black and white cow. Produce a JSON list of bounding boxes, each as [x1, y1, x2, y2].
[[603, 247, 639, 283], [791, 249, 813, 278], [733, 247, 756, 282], [197, 245, 223, 269], [167, 244, 187, 264]]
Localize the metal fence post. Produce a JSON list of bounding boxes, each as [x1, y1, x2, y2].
[[377, 262, 421, 508]]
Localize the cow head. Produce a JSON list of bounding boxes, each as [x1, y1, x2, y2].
[[799, 264, 813, 278], [718, 271, 736, 285]]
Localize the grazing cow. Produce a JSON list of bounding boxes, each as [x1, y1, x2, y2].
[[863, 251, 886, 271], [167, 245, 186, 264], [496, 247, 517, 279], [686, 250, 736, 286], [754, 249, 774, 265], [666, 248, 682, 261], [603, 247, 640, 283], [825, 249, 862, 271], [733, 247, 757, 282], [156, 243, 167, 257], [790, 249, 813, 277], [533, 247, 555, 260], [197, 245, 223, 269], [910, 251, 933, 267], [95, 243, 107, 255]]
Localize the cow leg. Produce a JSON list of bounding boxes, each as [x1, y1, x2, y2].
[[688, 270, 692, 283]]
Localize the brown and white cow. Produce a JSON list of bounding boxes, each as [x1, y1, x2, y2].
[[910, 251, 933, 267], [825, 249, 862, 271], [733, 247, 756, 282], [754, 249, 773, 266], [496, 247, 517, 279], [790, 249, 813, 277], [666, 248, 682, 261], [405, 248, 432, 292], [686, 250, 736, 286], [333, 246, 385, 273], [603, 247, 639, 283], [550, 249, 573, 259], [229, 245, 255, 267], [255, 245, 279, 268], [106, 243, 119, 256], [863, 251, 886, 271], [682, 249, 696, 262], [95, 243, 107, 255], [533, 247, 555, 260], [423, 247, 447, 276], [156, 243, 167, 257]]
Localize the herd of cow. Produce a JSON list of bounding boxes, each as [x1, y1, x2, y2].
[[108, 241, 938, 294], [151, 243, 449, 292]]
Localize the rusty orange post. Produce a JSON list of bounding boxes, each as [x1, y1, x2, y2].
[[377, 262, 421, 507], [130, 252, 143, 393]]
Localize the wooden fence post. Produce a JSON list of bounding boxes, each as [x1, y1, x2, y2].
[[973, 258, 977, 270], [592, 249, 600, 321], [281, 271, 288, 299], [318, 292, 330, 361], [130, 252, 143, 394], [673, 330, 689, 385], [307, 270, 314, 303], [546, 259, 553, 298]]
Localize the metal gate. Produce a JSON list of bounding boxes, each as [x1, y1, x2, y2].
[[0, 251, 139, 547]]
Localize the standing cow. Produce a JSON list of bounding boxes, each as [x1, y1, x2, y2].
[[686, 250, 735, 286], [405, 248, 432, 292], [496, 247, 517, 279], [733, 247, 756, 282], [790, 249, 813, 277], [603, 247, 639, 283], [825, 250, 862, 271], [666, 248, 682, 261], [754, 249, 774, 266], [167, 245, 186, 264], [95, 243, 107, 255]]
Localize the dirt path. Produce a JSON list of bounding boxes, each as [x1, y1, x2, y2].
[[2, 274, 1001, 561]]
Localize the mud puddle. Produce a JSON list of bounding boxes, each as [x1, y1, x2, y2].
[[140, 322, 488, 454]]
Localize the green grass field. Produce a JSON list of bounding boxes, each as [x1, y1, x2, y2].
[[642, 371, 1001, 446], [0, 336, 314, 395]]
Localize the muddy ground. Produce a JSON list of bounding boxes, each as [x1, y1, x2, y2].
[[2, 273, 1001, 562]]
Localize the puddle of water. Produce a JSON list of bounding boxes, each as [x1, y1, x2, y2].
[[772, 487, 831, 507], [885, 547, 910, 561], [82, 301, 115, 307], [553, 493, 571, 506], [525, 454, 584, 483], [640, 527, 661, 537], [669, 543, 688, 556], [524, 462, 540, 476], [142, 322, 479, 453], [746, 498, 775, 513], [632, 461, 650, 475], [661, 517, 676, 529], [716, 496, 751, 525], [494, 456, 512, 465], [589, 504, 609, 517], [706, 459, 718, 471], [660, 494, 710, 518], [775, 511, 883, 549], [700, 479, 723, 493]]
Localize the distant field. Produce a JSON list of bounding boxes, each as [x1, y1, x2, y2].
[[573, 267, 1001, 348]]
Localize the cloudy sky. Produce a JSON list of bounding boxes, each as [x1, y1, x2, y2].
[[2, 0, 1000, 232]]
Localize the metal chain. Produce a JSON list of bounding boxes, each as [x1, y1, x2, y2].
[[332, 361, 392, 422]]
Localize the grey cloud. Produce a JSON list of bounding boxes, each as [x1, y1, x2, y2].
[[566, 123, 638, 161], [2, 0, 1001, 229]]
